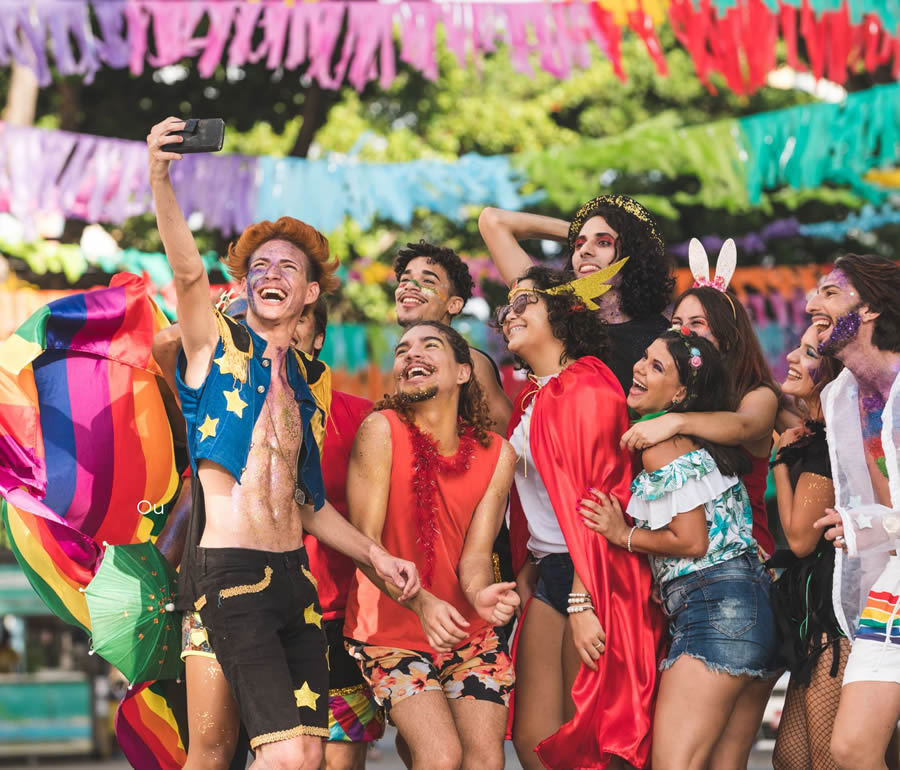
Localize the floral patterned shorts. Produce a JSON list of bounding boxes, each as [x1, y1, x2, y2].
[[345, 626, 514, 715]]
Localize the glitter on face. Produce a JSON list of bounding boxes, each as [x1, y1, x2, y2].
[[818, 309, 861, 355]]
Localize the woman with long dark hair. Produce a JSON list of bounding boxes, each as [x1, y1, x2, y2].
[[581, 329, 777, 770], [497, 266, 663, 769], [770, 325, 846, 769], [619, 283, 782, 768]]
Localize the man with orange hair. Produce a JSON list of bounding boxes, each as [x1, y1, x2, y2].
[[147, 118, 419, 770]]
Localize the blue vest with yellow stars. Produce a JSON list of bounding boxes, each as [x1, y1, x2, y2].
[[176, 309, 330, 510]]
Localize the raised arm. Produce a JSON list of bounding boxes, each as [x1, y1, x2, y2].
[[458, 440, 518, 626], [478, 207, 568, 286], [621, 386, 778, 452], [147, 118, 217, 385]]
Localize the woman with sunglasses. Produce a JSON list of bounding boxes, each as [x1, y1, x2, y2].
[[479, 195, 674, 394], [580, 329, 777, 770], [497, 266, 663, 770]]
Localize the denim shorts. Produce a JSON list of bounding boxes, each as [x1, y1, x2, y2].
[[659, 553, 777, 678], [533, 552, 574, 616]]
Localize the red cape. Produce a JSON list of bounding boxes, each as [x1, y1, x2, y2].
[[508, 357, 665, 770]]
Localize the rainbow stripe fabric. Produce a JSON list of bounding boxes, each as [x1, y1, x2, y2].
[[857, 590, 900, 644], [116, 681, 187, 770], [0, 272, 186, 768]]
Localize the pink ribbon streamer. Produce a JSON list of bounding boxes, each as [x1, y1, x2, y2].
[[0, 122, 257, 239], [0, 0, 618, 92]]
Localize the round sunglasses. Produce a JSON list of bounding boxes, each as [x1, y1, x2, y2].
[[495, 290, 541, 326]]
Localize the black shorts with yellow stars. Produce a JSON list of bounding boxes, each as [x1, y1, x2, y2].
[[193, 545, 329, 749]]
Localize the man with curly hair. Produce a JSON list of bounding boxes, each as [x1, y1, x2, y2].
[[344, 321, 519, 770], [393, 240, 512, 434], [479, 196, 674, 394], [147, 118, 419, 770]]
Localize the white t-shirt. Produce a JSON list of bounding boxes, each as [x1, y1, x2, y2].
[[508, 372, 567, 559]]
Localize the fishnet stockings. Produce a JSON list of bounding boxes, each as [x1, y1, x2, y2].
[[773, 636, 851, 770]]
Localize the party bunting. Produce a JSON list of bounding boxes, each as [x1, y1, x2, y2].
[[738, 83, 900, 202], [2, 0, 899, 96], [0, 121, 533, 239]]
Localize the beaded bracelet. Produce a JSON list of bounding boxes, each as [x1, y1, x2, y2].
[[627, 525, 637, 554], [566, 604, 595, 614]]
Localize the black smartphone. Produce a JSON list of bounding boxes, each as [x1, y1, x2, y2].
[[161, 118, 225, 154]]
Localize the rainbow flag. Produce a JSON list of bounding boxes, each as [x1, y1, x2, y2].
[[116, 681, 188, 770], [0, 272, 186, 767]]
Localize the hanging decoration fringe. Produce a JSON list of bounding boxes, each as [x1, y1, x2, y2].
[[0, 121, 534, 239], [1, 0, 898, 95]]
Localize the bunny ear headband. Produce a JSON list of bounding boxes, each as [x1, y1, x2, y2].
[[688, 238, 738, 319], [689, 238, 737, 292]]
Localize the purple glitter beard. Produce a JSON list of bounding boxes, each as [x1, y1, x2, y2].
[[818, 310, 861, 355]]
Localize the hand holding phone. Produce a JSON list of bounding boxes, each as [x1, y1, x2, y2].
[[160, 119, 225, 154]]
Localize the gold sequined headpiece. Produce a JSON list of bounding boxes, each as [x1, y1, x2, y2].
[[567, 194, 663, 253]]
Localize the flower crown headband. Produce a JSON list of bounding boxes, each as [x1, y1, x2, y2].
[[669, 326, 703, 405], [688, 237, 738, 319]]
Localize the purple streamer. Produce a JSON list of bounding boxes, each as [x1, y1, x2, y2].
[[668, 217, 801, 259]]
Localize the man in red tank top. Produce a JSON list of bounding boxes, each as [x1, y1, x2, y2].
[[344, 321, 518, 770]]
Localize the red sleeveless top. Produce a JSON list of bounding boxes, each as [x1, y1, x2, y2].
[[343, 410, 503, 652]]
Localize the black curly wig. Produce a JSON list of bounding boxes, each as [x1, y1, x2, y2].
[[566, 201, 674, 320], [494, 265, 610, 372], [393, 240, 475, 308]]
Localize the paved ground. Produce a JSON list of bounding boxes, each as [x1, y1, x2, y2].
[[0, 730, 776, 769]]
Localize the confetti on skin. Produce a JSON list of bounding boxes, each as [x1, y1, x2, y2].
[[818, 309, 861, 356]]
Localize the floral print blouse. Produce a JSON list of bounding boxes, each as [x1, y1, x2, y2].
[[626, 448, 756, 586]]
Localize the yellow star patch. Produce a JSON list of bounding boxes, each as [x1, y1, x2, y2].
[[214, 353, 245, 380], [304, 603, 322, 629], [223, 388, 248, 418], [294, 681, 320, 710], [197, 415, 218, 441]]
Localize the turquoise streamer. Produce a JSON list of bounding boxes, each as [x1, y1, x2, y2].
[[738, 83, 900, 204], [698, 0, 900, 28]]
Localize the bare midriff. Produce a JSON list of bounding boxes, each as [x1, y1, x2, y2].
[[198, 369, 307, 552]]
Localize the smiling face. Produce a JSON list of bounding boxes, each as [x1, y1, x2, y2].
[[571, 216, 619, 277], [782, 325, 825, 399], [392, 324, 471, 401], [245, 239, 319, 324], [500, 279, 555, 360], [671, 294, 720, 350], [805, 269, 864, 357], [394, 257, 463, 326], [627, 338, 687, 414], [290, 309, 324, 357]]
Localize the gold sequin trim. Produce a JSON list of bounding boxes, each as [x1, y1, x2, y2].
[[194, 595, 207, 611], [491, 552, 502, 584], [329, 684, 365, 697], [219, 566, 273, 600], [213, 308, 251, 384], [250, 724, 329, 749], [301, 564, 318, 589]]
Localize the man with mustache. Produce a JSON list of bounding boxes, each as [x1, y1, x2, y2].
[[147, 117, 418, 770], [393, 241, 512, 433], [806, 254, 900, 770], [343, 321, 519, 770]]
